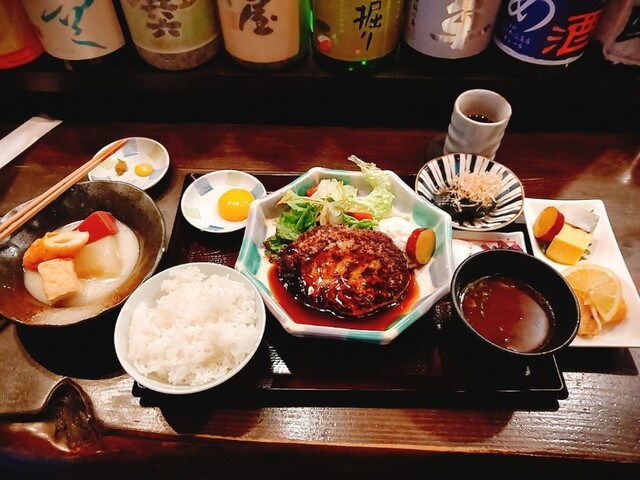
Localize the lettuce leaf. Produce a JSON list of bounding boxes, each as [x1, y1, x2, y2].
[[348, 155, 394, 219], [264, 157, 394, 256]]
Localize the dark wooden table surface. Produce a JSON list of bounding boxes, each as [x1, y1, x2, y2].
[[0, 122, 638, 479]]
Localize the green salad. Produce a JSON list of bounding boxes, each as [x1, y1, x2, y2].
[[264, 156, 395, 256]]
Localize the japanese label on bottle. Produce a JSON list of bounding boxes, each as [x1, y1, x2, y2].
[[312, 0, 404, 61], [493, 0, 607, 66], [404, 0, 502, 59], [217, 0, 302, 63], [121, 0, 219, 55], [21, 0, 124, 60]]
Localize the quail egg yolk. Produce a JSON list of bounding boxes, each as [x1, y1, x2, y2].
[[134, 163, 154, 177], [217, 188, 254, 222]]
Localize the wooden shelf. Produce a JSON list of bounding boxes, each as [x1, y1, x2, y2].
[[1, 42, 637, 131]]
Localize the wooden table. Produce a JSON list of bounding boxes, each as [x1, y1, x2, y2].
[[0, 122, 639, 479]]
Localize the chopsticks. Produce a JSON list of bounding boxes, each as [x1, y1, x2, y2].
[[0, 138, 128, 242]]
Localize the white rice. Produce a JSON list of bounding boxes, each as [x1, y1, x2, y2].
[[127, 266, 260, 386]]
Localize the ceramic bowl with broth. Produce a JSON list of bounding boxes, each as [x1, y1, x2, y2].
[[0, 181, 166, 327], [451, 249, 580, 357]]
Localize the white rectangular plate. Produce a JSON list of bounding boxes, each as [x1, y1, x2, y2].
[[523, 198, 640, 348]]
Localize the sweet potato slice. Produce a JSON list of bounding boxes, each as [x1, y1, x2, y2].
[[406, 228, 436, 265], [533, 206, 564, 243]]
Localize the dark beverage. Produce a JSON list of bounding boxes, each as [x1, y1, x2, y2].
[[467, 113, 494, 123]]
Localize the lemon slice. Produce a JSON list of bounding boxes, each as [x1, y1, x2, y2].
[[562, 265, 627, 336]]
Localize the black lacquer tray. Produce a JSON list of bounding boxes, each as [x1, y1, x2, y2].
[[137, 172, 568, 407]]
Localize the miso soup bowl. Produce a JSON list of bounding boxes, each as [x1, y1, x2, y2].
[[451, 249, 580, 358]]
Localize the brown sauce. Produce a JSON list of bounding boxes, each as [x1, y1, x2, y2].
[[268, 265, 419, 331], [461, 275, 554, 353]]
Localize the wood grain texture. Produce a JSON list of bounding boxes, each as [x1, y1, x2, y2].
[[0, 122, 638, 478]]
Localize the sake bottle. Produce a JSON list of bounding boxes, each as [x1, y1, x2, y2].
[[0, 0, 44, 69], [21, 0, 126, 71], [217, 0, 310, 70], [310, 0, 405, 74], [119, 0, 221, 70], [401, 0, 503, 74], [490, 0, 609, 76]]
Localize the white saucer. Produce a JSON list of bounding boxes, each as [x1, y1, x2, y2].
[[181, 170, 267, 234], [88, 137, 170, 191]]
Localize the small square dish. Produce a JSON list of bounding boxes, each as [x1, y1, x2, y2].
[[235, 166, 455, 345], [523, 198, 640, 348]]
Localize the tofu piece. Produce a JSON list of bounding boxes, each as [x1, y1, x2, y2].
[[37, 258, 80, 304], [545, 224, 592, 265]]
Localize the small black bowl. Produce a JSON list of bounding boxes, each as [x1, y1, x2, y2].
[[451, 249, 580, 358]]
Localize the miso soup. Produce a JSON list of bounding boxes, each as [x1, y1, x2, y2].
[[461, 275, 554, 353]]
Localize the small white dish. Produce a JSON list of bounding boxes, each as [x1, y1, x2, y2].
[[235, 166, 455, 345], [181, 170, 267, 234], [523, 198, 640, 348], [415, 153, 524, 232], [452, 230, 527, 269], [89, 137, 170, 190], [114, 262, 266, 395]]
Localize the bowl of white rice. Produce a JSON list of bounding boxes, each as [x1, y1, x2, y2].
[[114, 262, 266, 395]]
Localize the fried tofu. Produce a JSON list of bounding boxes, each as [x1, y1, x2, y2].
[[37, 258, 80, 304]]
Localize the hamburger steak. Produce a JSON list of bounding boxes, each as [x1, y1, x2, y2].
[[276, 224, 411, 317]]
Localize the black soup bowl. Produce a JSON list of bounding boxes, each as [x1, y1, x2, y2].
[[0, 180, 166, 327], [451, 249, 580, 358]]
